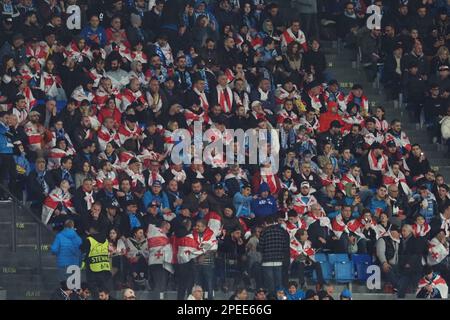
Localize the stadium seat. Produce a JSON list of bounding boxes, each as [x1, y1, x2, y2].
[[352, 254, 373, 282], [313, 261, 332, 282], [327, 253, 350, 265], [334, 261, 354, 283], [314, 253, 327, 263]]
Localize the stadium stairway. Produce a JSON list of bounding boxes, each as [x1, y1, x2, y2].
[[322, 41, 450, 180], [0, 200, 58, 300]]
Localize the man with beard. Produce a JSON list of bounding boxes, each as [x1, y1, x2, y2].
[[71, 115, 97, 152], [361, 117, 384, 150], [343, 124, 365, 158], [296, 162, 322, 195], [406, 144, 431, 184], [436, 184, 450, 215], [385, 119, 411, 155], [174, 56, 192, 93], [105, 52, 129, 90], [317, 120, 344, 154], [360, 142, 388, 188], [183, 179, 209, 214]]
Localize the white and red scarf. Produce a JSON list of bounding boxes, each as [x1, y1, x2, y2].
[[368, 150, 388, 172], [26, 42, 48, 67], [194, 87, 210, 111], [412, 222, 431, 238], [304, 211, 331, 229], [216, 85, 233, 113]]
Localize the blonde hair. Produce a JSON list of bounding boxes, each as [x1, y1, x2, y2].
[[437, 46, 449, 59]]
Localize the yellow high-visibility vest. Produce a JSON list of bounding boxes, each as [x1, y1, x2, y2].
[[87, 237, 111, 272]]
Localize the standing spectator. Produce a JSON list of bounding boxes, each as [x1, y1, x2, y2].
[[258, 215, 290, 294], [397, 224, 427, 298], [0, 111, 15, 200], [50, 219, 82, 281], [376, 225, 401, 291]]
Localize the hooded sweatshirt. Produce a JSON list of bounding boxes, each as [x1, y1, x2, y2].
[[251, 183, 278, 218]]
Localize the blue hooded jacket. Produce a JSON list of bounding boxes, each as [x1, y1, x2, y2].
[[51, 228, 82, 268], [251, 183, 278, 218]]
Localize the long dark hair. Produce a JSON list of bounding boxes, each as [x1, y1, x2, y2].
[[286, 42, 301, 60]]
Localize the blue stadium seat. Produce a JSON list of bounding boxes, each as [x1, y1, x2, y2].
[[313, 261, 332, 282], [334, 261, 354, 283], [327, 253, 350, 265], [314, 253, 327, 263], [352, 254, 373, 281]]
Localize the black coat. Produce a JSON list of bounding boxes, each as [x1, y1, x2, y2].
[[398, 235, 427, 273], [27, 170, 55, 202]]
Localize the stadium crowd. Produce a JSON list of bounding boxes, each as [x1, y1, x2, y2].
[[0, 0, 449, 300]]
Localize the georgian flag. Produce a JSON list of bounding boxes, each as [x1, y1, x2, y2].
[[416, 274, 448, 299], [385, 130, 412, 152], [97, 125, 118, 152], [290, 238, 315, 263], [117, 123, 142, 145], [283, 220, 307, 239], [193, 227, 218, 253], [427, 237, 450, 266], [24, 122, 43, 151], [347, 217, 384, 240], [331, 214, 360, 239], [42, 188, 75, 225], [204, 211, 222, 237], [147, 224, 174, 273], [47, 147, 75, 170], [293, 193, 318, 216], [173, 234, 203, 264]]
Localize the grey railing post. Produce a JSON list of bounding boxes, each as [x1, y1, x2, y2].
[[37, 223, 42, 274], [11, 200, 16, 253]]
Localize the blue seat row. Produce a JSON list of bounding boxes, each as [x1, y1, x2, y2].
[[311, 253, 373, 283]]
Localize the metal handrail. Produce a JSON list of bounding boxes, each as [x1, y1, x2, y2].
[[0, 183, 54, 274]]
